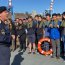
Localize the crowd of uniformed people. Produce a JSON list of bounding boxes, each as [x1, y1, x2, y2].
[[0, 6, 65, 65], [9, 12, 65, 59]]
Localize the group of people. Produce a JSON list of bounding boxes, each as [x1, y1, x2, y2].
[[0, 6, 65, 65], [12, 11, 65, 60]]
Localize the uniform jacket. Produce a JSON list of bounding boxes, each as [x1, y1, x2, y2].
[[0, 21, 11, 45]]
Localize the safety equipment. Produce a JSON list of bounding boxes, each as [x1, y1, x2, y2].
[[38, 38, 52, 56]]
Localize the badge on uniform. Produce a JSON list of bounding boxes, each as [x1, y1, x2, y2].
[[1, 29, 5, 35]]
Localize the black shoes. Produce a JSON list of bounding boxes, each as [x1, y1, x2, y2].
[[51, 56, 55, 58], [28, 52, 36, 54], [28, 52, 31, 54], [33, 52, 36, 54], [18, 49, 22, 52], [23, 49, 26, 52], [56, 56, 60, 59]]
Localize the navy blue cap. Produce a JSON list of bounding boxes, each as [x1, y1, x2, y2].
[[0, 6, 8, 13]]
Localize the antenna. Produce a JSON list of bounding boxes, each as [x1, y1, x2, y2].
[[8, 0, 14, 21], [9, 0, 12, 7], [50, 0, 54, 16]]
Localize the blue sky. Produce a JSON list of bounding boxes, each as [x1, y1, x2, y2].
[[0, 0, 65, 14]]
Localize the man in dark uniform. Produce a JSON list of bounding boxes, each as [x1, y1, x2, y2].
[[0, 6, 11, 65]]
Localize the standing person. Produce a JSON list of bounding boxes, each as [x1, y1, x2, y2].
[[56, 13, 62, 56], [43, 14, 51, 52], [0, 6, 11, 65], [43, 14, 51, 38], [57, 13, 62, 21], [23, 18, 28, 48], [35, 15, 44, 53], [7, 19, 15, 51], [61, 12, 65, 57], [27, 16, 36, 54], [14, 18, 20, 48], [36, 15, 44, 42], [18, 19, 26, 52], [49, 13, 61, 59], [33, 15, 39, 49]]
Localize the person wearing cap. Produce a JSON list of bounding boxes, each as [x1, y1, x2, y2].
[[0, 6, 11, 65]]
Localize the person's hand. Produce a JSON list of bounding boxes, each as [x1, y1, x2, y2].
[[11, 35, 15, 40], [61, 38, 62, 41], [57, 25, 59, 28], [49, 24, 53, 27], [18, 35, 20, 37]]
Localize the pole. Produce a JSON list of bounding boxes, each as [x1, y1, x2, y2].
[[8, 0, 15, 21], [50, 0, 54, 17]]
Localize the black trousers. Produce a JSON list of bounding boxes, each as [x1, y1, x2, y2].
[[19, 34, 26, 50], [0, 45, 10, 65]]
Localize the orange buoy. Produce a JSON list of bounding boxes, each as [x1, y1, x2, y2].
[[38, 38, 52, 56]]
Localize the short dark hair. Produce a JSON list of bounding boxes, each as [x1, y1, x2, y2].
[[57, 13, 61, 16], [38, 15, 42, 18], [35, 15, 39, 17], [28, 16, 32, 19], [46, 13, 51, 17], [62, 12, 65, 15], [42, 17, 46, 20], [52, 13, 57, 17]]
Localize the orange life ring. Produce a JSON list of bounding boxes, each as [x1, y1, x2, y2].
[[38, 38, 53, 56]]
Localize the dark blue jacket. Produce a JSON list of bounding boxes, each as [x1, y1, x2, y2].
[[0, 21, 11, 45]]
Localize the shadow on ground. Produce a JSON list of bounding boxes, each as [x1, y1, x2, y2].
[[11, 52, 24, 65]]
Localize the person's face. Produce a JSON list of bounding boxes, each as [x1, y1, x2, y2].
[[34, 16, 38, 21], [15, 18, 19, 22], [19, 20, 23, 24], [52, 16, 57, 21], [57, 15, 61, 20], [0, 10, 9, 21], [46, 16, 51, 21], [25, 19, 28, 22], [63, 15, 65, 19], [38, 17, 42, 21], [23, 19, 26, 23], [42, 18, 47, 22], [28, 18, 32, 22]]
